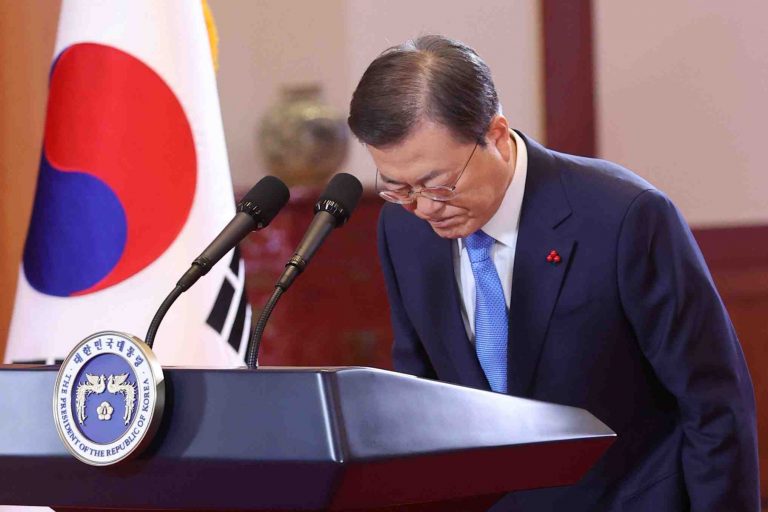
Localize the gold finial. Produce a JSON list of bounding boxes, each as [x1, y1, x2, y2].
[[202, 0, 219, 72]]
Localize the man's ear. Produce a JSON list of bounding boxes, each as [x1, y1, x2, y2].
[[486, 114, 512, 162]]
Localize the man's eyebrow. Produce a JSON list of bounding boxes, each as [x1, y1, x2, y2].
[[417, 169, 443, 184], [379, 168, 444, 186], [378, 171, 405, 186]]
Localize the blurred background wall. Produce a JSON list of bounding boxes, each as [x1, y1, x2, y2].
[[595, 1, 768, 227], [212, 0, 544, 189], [210, 0, 768, 229], [0, 0, 766, 495]]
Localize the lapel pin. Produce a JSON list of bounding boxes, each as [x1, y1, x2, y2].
[[546, 249, 562, 265]]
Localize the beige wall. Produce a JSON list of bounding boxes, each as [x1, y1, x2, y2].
[[594, 1, 768, 227], [211, 0, 348, 188], [0, 1, 61, 359], [209, 0, 544, 189], [342, 0, 544, 188]]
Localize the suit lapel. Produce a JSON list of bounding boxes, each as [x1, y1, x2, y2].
[[415, 225, 490, 391], [507, 134, 574, 397]]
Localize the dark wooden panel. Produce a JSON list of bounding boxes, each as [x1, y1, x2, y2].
[[694, 225, 768, 498], [241, 190, 392, 369], [542, 0, 596, 157]]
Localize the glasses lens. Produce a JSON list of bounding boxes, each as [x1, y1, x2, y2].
[[421, 187, 455, 202], [379, 190, 413, 204], [379, 187, 456, 203]]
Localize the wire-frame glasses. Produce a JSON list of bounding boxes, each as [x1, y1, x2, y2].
[[376, 143, 479, 204]]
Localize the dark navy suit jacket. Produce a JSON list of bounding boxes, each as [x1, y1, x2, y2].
[[377, 133, 759, 511]]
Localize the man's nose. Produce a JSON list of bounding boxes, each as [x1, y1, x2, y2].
[[414, 195, 445, 217]]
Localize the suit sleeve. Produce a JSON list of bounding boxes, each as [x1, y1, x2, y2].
[[617, 189, 759, 511], [377, 207, 437, 378]]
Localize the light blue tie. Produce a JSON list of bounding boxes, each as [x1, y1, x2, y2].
[[464, 230, 508, 393]]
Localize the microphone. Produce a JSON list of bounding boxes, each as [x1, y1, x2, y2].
[[177, 175, 290, 292], [245, 172, 363, 368], [145, 176, 290, 348], [276, 172, 363, 291]]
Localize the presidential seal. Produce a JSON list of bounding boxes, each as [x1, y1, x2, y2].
[[52, 331, 165, 466]]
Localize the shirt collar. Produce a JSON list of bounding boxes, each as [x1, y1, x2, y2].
[[459, 129, 528, 250]]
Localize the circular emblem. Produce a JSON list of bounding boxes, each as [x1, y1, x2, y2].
[[52, 331, 164, 465]]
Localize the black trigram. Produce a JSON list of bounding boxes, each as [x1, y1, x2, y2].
[[206, 246, 252, 360]]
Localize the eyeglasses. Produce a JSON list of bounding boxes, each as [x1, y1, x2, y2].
[[375, 143, 479, 204]]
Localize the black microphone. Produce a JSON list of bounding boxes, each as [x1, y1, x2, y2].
[[276, 173, 363, 291], [145, 176, 290, 348], [177, 175, 290, 292], [245, 172, 363, 368]]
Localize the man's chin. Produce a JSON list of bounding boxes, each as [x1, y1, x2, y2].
[[430, 223, 471, 239]]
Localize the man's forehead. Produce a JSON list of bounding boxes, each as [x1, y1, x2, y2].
[[368, 122, 467, 181]]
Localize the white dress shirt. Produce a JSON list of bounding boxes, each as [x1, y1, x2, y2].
[[453, 130, 528, 343]]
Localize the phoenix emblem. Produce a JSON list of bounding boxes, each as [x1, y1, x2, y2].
[[75, 374, 105, 424], [107, 374, 136, 425], [74, 373, 137, 426]]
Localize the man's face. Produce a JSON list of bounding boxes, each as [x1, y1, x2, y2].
[[368, 118, 515, 239]]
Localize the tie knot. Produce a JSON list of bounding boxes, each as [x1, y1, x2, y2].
[[464, 230, 495, 263]]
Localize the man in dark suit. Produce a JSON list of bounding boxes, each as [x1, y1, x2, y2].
[[347, 35, 759, 511]]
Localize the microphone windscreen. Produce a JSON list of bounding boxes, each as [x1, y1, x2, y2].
[[239, 175, 290, 226], [318, 173, 364, 214]]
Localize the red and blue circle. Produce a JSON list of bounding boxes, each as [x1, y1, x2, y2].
[[24, 43, 197, 296]]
